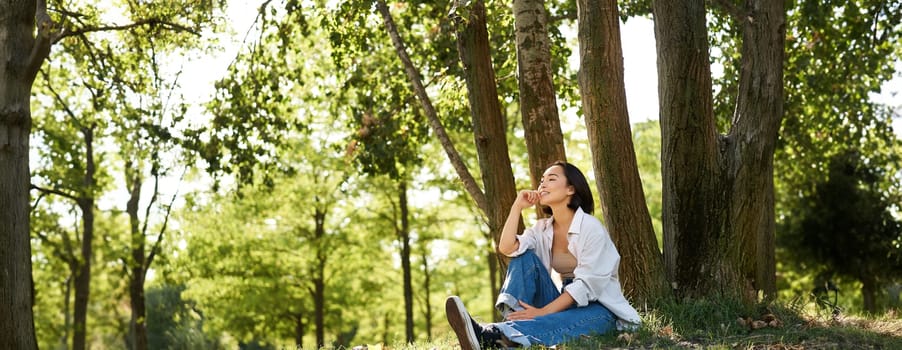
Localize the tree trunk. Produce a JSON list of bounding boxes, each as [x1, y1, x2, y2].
[[453, 0, 519, 245], [380, 0, 519, 320], [313, 276, 324, 347], [0, 1, 44, 349], [452, 0, 519, 319], [125, 163, 148, 350], [420, 249, 432, 341], [656, 0, 735, 300], [512, 0, 567, 192], [860, 272, 877, 313], [313, 205, 326, 348], [62, 275, 72, 349], [376, 0, 489, 217], [420, 249, 432, 342], [654, 0, 783, 301], [381, 312, 390, 345], [487, 249, 500, 320], [0, 108, 38, 350], [398, 181, 415, 343], [73, 126, 97, 350], [576, 0, 670, 304], [728, 0, 783, 301]]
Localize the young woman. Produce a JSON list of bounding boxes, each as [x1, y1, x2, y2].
[[446, 161, 641, 349]]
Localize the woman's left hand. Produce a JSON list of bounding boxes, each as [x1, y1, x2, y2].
[[507, 300, 545, 320]]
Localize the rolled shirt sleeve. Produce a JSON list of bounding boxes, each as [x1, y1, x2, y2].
[[506, 219, 551, 258], [508, 227, 537, 257]]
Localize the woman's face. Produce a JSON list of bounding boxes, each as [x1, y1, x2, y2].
[[538, 165, 573, 206]]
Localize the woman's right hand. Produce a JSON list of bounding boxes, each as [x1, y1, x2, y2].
[[513, 190, 540, 211], [501, 190, 535, 255]]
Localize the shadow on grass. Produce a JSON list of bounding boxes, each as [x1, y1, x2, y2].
[[561, 297, 901, 349], [388, 298, 899, 350]]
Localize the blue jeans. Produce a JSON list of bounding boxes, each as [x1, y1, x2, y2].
[[492, 250, 616, 347]]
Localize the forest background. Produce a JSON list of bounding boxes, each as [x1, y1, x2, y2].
[[1, 0, 901, 349]]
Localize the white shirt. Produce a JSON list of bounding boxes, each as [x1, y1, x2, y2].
[[506, 207, 642, 328]]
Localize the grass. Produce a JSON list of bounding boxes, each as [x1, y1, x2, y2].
[[561, 298, 901, 349], [373, 298, 901, 350]]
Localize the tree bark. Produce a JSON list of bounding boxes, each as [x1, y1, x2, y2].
[[655, 0, 734, 300], [73, 126, 97, 350], [399, 181, 415, 342], [452, 0, 520, 319], [375, 0, 489, 216], [419, 249, 432, 341], [487, 249, 500, 320], [512, 0, 567, 193], [377, 0, 520, 328], [576, 0, 670, 304], [860, 274, 877, 313], [0, 1, 44, 349], [312, 203, 327, 348], [453, 0, 521, 243], [294, 314, 305, 349], [62, 275, 72, 348], [728, 0, 783, 301], [654, 0, 783, 301], [125, 162, 148, 350]]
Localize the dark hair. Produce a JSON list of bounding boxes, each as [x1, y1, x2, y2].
[[541, 161, 594, 215]]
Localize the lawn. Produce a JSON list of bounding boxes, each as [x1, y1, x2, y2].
[[375, 298, 901, 349]]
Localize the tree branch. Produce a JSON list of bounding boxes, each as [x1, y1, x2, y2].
[[375, 0, 489, 216], [31, 190, 48, 213], [35, 231, 76, 265], [140, 166, 161, 241], [121, 257, 133, 279], [39, 69, 88, 130], [145, 166, 186, 272], [52, 18, 201, 45], [28, 0, 54, 80], [708, 0, 745, 22], [48, 7, 88, 20], [31, 184, 78, 201]]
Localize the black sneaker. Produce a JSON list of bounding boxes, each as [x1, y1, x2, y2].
[[446, 296, 480, 350], [476, 324, 509, 349]]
